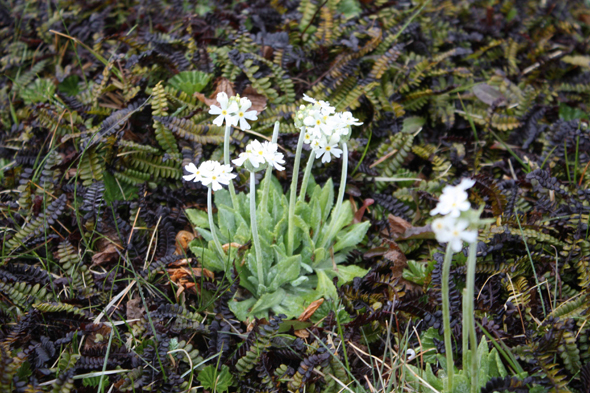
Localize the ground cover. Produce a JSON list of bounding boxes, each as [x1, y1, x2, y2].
[[1, 0, 590, 392]]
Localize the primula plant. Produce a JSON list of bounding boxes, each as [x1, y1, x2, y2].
[[185, 94, 368, 320]]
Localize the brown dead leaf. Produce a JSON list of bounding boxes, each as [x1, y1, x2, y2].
[[83, 323, 112, 351], [193, 78, 266, 115], [222, 242, 243, 251], [126, 296, 144, 320], [294, 329, 310, 339], [92, 243, 119, 265], [384, 241, 422, 292], [166, 267, 215, 282], [242, 86, 267, 114], [353, 198, 374, 224], [381, 214, 434, 241], [92, 225, 122, 265], [298, 298, 324, 321], [175, 230, 195, 255]]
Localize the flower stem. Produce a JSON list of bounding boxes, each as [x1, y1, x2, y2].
[[261, 121, 280, 209], [441, 242, 454, 391], [287, 128, 306, 255], [224, 124, 239, 210], [465, 241, 478, 393], [207, 187, 225, 259], [250, 171, 264, 288], [298, 150, 315, 202], [321, 143, 348, 250]]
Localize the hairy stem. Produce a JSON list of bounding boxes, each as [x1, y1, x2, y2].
[[207, 187, 225, 259], [250, 172, 264, 289], [224, 124, 239, 210], [441, 242, 454, 391], [298, 150, 315, 202], [465, 241, 478, 393], [321, 143, 348, 250], [261, 121, 281, 209], [287, 128, 306, 255]]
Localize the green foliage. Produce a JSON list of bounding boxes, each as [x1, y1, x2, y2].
[[197, 365, 233, 393]]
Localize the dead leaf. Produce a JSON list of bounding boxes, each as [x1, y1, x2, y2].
[[194, 78, 266, 115], [222, 242, 243, 251], [298, 298, 324, 321], [126, 296, 144, 320], [381, 214, 434, 241], [294, 329, 310, 339], [353, 198, 374, 224], [242, 86, 267, 114], [175, 230, 195, 254], [92, 225, 122, 265], [92, 243, 120, 265], [166, 267, 215, 282], [385, 215, 413, 236]]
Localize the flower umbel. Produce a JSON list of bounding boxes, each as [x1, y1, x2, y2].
[[233, 139, 285, 171], [432, 215, 477, 252], [430, 178, 475, 217], [183, 160, 236, 191], [209, 92, 239, 127]]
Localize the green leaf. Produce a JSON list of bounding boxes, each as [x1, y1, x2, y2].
[[269, 255, 301, 291], [190, 245, 224, 271], [313, 270, 337, 300], [331, 264, 368, 284], [58, 75, 80, 95], [402, 116, 426, 134], [337, 0, 361, 19], [229, 297, 257, 322], [186, 209, 209, 230], [20, 78, 56, 105], [168, 71, 212, 96], [333, 221, 370, 252], [197, 364, 234, 393], [403, 259, 428, 285], [250, 288, 286, 315], [318, 178, 334, 222], [103, 171, 138, 203]]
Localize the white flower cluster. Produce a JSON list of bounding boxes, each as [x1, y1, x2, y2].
[[183, 160, 236, 191], [209, 92, 258, 130], [294, 94, 362, 163], [233, 140, 285, 171], [430, 178, 477, 252]]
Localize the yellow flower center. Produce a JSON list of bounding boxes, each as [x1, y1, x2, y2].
[[452, 230, 459, 236], [222, 110, 227, 115], [239, 112, 244, 117], [326, 146, 331, 151], [212, 176, 217, 180], [316, 120, 321, 125]]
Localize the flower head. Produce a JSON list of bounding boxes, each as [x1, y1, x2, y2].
[[316, 135, 343, 163], [233, 139, 285, 171], [262, 141, 285, 171], [183, 160, 236, 191], [432, 216, 477, 252], [209, 92, 239, 127], [430, 178, 475, 217], [231, 97, 258, 130]]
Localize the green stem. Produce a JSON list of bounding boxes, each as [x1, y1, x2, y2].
[[224, 124, 239, 210], [207, 187, 225, 259], [298, 150, 315, 202], [465, 241, 478, 393], [250, 171, 264, 289], [441, 242, 454, 391], [287, 128, 306, 255], [261, 122, 281, 209], [321, 143, 348, 250]]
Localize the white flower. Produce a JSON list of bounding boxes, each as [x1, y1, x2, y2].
[[316, 136, 343, 163], [183, 162, 202, 182], [302, 94, 317, 105], [341, 111, 363, 127], [230, 97, 258, 130], [184, 160, 235, 191], [262, 141, 285, 171], [233, 140, 266, 168], [209, 92, 239, 127], [432, 216, 477, 252], [430, 178, 475, 217]]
